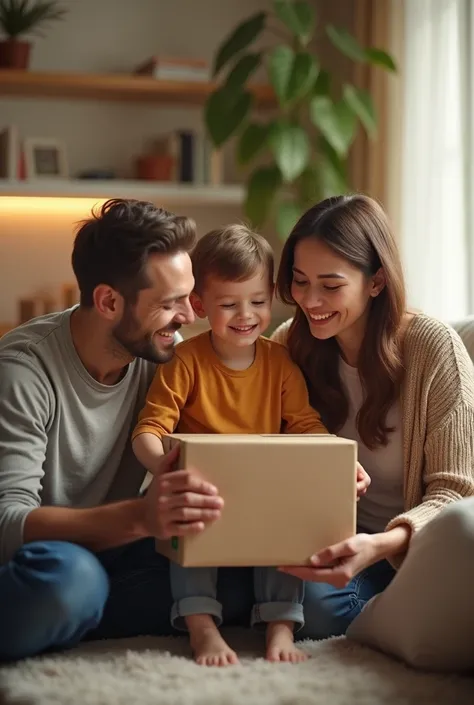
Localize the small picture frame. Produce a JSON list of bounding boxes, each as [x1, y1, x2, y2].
[[24, 137, 68, 179]]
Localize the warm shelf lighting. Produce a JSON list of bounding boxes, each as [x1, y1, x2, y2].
[[0, 196, 107, 215]]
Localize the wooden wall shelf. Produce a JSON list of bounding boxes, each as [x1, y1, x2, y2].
[[0, 70, 275, 107]]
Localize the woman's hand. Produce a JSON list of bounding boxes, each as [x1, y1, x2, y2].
[[279, 533, 381, 588], [279, 526, 411, 588], [356, 462, 371, 500]]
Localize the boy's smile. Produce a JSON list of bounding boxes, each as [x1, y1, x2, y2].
[[192, 267, 273, 363]]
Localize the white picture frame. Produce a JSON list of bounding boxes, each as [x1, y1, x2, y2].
[[24, 137, 69, 179]]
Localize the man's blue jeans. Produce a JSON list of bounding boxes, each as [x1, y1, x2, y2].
[[0, 538, 395, 661]]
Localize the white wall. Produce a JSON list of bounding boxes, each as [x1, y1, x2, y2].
[[0, 198, 247, 324], [0, 0, 277, 325], [0, 0, 357, 328], [0, 0, 274, 180]]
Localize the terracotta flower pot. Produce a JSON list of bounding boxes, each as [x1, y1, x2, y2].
[[0, 39, 31, 69], [136, 154, 175, 181]]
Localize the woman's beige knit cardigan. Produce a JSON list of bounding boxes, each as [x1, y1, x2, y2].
[[272, 313, 474, 540]]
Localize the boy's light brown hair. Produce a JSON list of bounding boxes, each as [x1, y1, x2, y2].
[[192, 224, 274, 295]]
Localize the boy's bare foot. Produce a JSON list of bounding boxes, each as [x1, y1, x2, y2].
[[266, 621, 309, 663], [186, 614, 239, 667]]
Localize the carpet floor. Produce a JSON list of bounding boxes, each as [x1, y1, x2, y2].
[[0, 630, 472, 705]]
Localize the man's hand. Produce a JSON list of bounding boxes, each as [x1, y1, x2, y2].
[[356, 462, 371, 500], [142, 444, 224, 539]]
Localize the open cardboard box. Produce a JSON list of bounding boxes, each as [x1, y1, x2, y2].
[[155, 433, 357, 567]]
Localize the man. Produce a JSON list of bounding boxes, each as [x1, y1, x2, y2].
[[0, 199, 255, 661]]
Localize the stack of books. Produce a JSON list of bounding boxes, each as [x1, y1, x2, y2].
[[134, 56, 210, 82], [149, 130, 223, 185], [0, 125, 23, 179]]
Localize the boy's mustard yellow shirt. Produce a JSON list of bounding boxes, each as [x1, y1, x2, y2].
[[133, 331, 326, 439]]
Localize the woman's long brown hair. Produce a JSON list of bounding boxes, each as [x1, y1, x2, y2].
[[276, 195, 406, 449]]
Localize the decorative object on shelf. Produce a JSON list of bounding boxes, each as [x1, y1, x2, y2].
[[136, 153, 174, 182], [0, 322, 13, 337], [24, 136, 68, 178], [16, 283, 77, 327], [18, 296, 36, 324], [139, 130, 223, 186], [205, 0, 396, 238], [0, 0, 67, 70], [77, 169, 116, 180], [0, 123, 21, 177], [134, 56, 210, 83], [40, 290, 55, 314], [195, 133, 223, 186], [62, 283, 78, 309]]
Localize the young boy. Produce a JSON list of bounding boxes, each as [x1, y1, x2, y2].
[[132, 224, 328, 666]]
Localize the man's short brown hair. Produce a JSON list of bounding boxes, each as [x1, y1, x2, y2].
[[72, 198, 196, 307], [192, 224, 274, 295]]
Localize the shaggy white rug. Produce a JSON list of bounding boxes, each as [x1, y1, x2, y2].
[[0, 630, 472, 705]]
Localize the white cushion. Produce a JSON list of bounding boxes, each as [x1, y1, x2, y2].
[[347, 497, 474, 672]]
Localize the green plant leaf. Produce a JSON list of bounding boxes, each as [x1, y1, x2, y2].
[[319, 136, 347, 182], [365, 47, 396, 72], [205, 88, 253, 147], [269, 121, 309, 182], [268, 45, 294, 106], [297, 142, 347, 207], [237, 122, 270, 164], [313, 69, 330, 96], [326, 24, 366, 62], [318, 159, 348, 198], [298, 165, 321, 206], [318, 138, 349, 197], [273, 0, 315, 45], [287, 52, 318, 102], [269, 47, 317, 106], [276, 201, 303, 240], [310, 96, 356, 157], [244, 166, 282, 227], [0, 0, 67, 38], [213, 12, 266, 76], [326, 25, 396, 72], [343, 84, 377, 137], [224, 53, 262, 92]]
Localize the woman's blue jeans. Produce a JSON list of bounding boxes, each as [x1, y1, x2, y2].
[[0, 538, 395, 661]]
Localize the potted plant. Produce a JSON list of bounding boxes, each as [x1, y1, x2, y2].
[[205, 0, 396, 238], [0, 0, 67, 70]]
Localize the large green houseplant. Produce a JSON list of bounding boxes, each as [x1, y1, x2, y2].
[[205, 0, 396, 238], [0, 0, 67, 69]]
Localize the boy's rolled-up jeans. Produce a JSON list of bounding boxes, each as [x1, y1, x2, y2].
[[170, 562, 304, 630]]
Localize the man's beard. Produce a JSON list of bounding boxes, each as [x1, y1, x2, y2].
[[112, 306, 180, 364]]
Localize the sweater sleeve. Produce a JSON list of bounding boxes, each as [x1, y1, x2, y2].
[[281, 358, 328, 434], [0, 358, 52, 563], [386, 322, 474, 557], [386, 402, 474, 533], [132, 353, 193, 441]]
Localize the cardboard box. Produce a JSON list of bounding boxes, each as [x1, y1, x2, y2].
[[156, 434, 357, 567]]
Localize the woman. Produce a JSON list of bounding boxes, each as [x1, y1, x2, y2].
[[272, 194, 474, 671]]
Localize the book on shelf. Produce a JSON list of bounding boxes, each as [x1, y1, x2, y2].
[[134, 56, 210, 82], [0, 125, 24, 179], [151, 130, 223, 186]]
